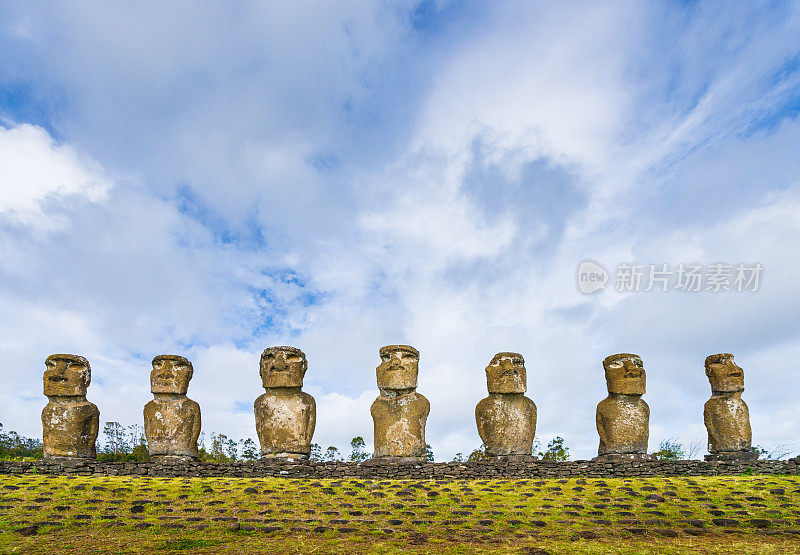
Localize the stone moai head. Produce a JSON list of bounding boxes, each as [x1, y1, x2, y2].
[[486, 352, 526, 394], [43, 354, 91, 397], [260, 346, 307, 389], [377, 345, 419, 390], [604, 353, 645, 395], [705, 353, 744, 393], [151, 355, 194, 395]]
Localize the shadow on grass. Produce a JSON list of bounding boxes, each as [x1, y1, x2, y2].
[[156, 538, 220, 550]]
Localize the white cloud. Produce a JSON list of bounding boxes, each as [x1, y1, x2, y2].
[[0, 124, 109, 227], [1, 3, 799, 463], [360, 179, 517, 263], [412, 3, 644, 171]]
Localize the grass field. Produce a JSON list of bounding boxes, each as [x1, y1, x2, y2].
[[1, 473, 799, 553]]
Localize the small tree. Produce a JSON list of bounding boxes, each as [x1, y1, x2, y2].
[[309, 443, 322, 461], [425, 443, 434, 462], [452, 452, 464, 462], [209, 433, 229, 462], [197, 432, 211, 460], [653, 438, 685, 460], [325, 446, 341, 461], [467, 445, 489, 461], [687, 439, 702, 460], [0, 423, 43, 460], [752, 444, 796, 460], [349, 437, 369, 462], [102, 422, 128, 456], [225, 437, 239, 461], [128, 424, 149, 461], [0, 424, 9, 456], [539, 437, 570, 461], [240, 438, 258, 461]]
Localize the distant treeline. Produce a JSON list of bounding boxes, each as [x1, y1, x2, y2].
[[0, 421, 566, 462], [1, 422, 792, 462], [0, 423, 43, 459], [0, 422, 399, 463]]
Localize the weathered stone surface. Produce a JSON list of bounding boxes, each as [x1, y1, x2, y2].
[[42, 354, 99, 459], [704, 353, 754, 458], [475, 353, 536, 456], [376, 344, 419, 390], [485, 352, 526, 394], [595, 354, 650, 459], [144, 355, 201, 459], [1, 457, 799, 478], [371, 393, 430, 459], [704, 450, 758, 461], [593, 452, 654, 463], [371, 345, 430, 460], [255, 346, 316, 458]]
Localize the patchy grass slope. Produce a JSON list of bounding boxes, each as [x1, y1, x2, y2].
[[1, 474, 799, 553]]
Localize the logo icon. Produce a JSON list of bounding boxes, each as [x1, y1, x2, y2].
[[577, 260, 608, 294]]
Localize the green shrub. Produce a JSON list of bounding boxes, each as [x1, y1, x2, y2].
[[653, 438, 685, 460]]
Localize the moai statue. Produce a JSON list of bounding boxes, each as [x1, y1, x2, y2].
[[143, 355, 201, 460], [254, 346, 316, 459], [594, 353, 653, 461], [704, 353, 757, 461], [371, 345, 430, 461], [41, 354, 99, 459], [475, 352, 537, 457]]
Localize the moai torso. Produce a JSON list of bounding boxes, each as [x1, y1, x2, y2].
[[254, 346, 316, 458], [371, 390, 430, 458], [475, 352, 536, 456], [371, 345, 430, 460], [144, 397, 201, 458], [42, 398, 99, 458], [476, 394, 536, 456], [144, 355, 201, 459], [41, 354, 99, 458], [704, 354, 752, 455], [596, 353, 650, 458], [704, 393, 751, 452], [596, 394, 649, 456], [255, 388, 316, 456]]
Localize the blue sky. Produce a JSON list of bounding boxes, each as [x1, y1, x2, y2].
[[1, 1, 799, 460]]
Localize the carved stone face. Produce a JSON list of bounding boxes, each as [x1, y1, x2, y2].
[[486, 352, 526, 394], [604, 353, 645, 395], [377, 345, 419, 390], [151, 355, 193, 395], [260, 346, 307, 388], [705, 353, 744, 393], [43, 354, 90, 397]]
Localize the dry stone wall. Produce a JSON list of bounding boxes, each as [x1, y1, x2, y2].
[[2, 458, 798, 479]]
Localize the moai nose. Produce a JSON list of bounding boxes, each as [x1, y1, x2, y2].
[[274, 355, 288, 371], [48, 362, 68, 380]]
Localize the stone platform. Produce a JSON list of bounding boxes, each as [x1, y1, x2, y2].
[[0, 457, 796, 479]]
